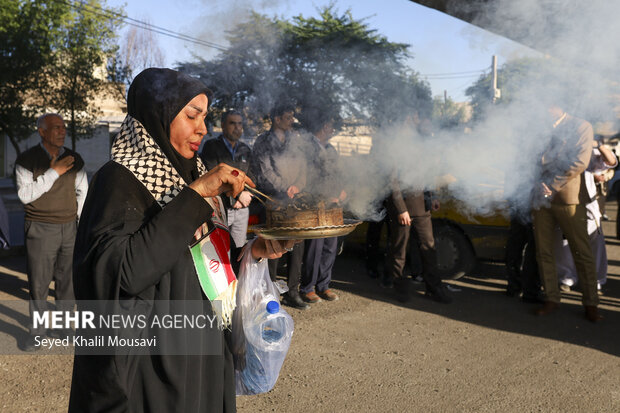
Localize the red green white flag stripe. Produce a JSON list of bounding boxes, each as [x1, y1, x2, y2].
[[190, 226, 237, 328]]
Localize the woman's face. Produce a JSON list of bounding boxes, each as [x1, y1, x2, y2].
[[170, 94, 208, 159]]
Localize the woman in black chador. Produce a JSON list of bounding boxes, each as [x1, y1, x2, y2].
[[69, 68, 294, 412]]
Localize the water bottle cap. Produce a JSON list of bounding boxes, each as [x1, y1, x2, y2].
[[266, 300, 279, 314]]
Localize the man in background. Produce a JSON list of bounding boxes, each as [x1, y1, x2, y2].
[[16, 113, 88, 350], [251, 103, 308, 309], [532, 104, 600, 322], [200, 110, 253, 247], [297, 108, 346, 304]]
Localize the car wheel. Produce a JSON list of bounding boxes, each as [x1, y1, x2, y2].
[[433, 224, 476, 280]]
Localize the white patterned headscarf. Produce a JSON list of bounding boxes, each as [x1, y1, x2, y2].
[[112, 114, 207, 207]]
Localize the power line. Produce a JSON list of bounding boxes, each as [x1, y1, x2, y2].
[[56, 0, 230, 53], [446, 79, 478, 96], [59, 0, 491, 80], [422, 73, 487, 80], [420, 68, 488, 76]]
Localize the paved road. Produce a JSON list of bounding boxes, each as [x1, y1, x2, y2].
[[1, 204, 619, 412]]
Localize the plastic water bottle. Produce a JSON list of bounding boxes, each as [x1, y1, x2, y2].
[[256, 300, 284, 346], [237, 299, 293, 395]]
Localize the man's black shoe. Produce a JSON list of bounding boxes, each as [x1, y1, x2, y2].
[[47, 328, 74, 340], [425, 285, 452, 304], [394, 289, 410, 303], [367, 268, 380, 279], [282, 293, 310, 310], [21, 335, 41, 352], [522, 294, 545, 304], [505, 284, 521, 297], [380, 277, 394, 289], [393, 278, 410, 303]]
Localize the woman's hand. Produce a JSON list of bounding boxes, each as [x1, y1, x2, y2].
[[190, 163, 255, 198], [246, 238, 300, 261]]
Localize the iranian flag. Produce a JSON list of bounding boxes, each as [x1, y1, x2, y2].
[[190, 226, 237, 328]]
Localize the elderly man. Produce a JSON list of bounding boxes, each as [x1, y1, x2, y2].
[[199, 110, 253, 247], [16, 113, 88, 350], [532, 104, 600, 322], [251, 103, 308, 309]]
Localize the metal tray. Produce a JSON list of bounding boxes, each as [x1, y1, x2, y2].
[[250, 219, 362, 240]]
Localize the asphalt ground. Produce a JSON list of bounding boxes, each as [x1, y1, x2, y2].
[[0, 203, 619, 412]]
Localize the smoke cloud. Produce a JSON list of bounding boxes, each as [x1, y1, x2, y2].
[[335, 0, 620, 221], [192, 0, 290, 59], [189, 2, 620, 222]]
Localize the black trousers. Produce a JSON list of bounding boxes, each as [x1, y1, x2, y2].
[[505, 217, 541, 298], [25, 220, 77, 334], [268, 242, 304, 294], [365, 218, 389, 274]]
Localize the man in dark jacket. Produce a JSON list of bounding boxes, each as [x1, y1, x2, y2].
[[385, 184, 451, 304], [199, 110, 253, 247], [383, 115, 451, 304], [297, 108, 346, 304], [250, 103, 308, 309]]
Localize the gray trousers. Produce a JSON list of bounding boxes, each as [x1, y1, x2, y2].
[[227, 207, 249, 248], [25, 220, 77, 333]]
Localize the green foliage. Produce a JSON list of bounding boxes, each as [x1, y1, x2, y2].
[[461, 57, 609, 122], [466, 58, 544, 121], [432, 95, 469, 129], [0, 0, 69, 153], [178, 6, 431, 132], [44, 0, 123, 149], [0, 0, 123, 154]]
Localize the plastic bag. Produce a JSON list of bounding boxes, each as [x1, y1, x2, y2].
[[232, 242, 294, 395]]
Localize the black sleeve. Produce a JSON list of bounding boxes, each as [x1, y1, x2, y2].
[[117, 188, 213, 295], [199, 139, 220, 171], [250, 138, 280, 195], [74, 162, 214, 300], [240, 143, 256, 182]]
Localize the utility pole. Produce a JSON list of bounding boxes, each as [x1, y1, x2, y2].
[[444, 90, 448, 104], [491, 55, 501, 103]]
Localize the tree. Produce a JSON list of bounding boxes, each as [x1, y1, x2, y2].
[[0, 0, 68, 154], [432, 95, 470, 129], [466, 58, 543, 122], [119, 22, 165, 85], [177, 6, 431, 131], [44, 0, 124, 150], [0, 0, 124, 154], [466, 57, 620, 125]]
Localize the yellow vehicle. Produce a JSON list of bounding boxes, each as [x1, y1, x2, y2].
[[345, 198, 511, 280], [431, 199, 510, 279]]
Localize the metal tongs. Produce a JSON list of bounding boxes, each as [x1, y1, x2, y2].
[[244, 184, 276, 206]]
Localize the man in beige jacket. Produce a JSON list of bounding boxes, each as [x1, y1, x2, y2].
[[532, 104, 601, 322]]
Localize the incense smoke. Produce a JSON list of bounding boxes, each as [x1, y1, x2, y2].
[[184, 1, 620, 221]]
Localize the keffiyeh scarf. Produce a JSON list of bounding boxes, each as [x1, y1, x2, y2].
[[111, 114, 237, 328]]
